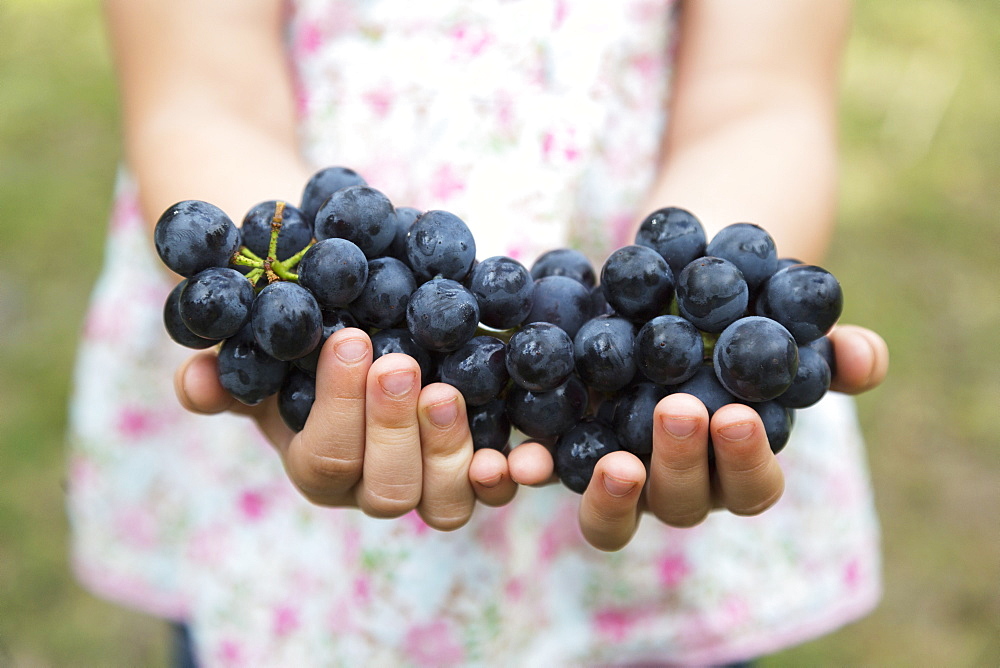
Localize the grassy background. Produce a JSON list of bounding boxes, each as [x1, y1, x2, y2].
[[1, 0, 997, 665]]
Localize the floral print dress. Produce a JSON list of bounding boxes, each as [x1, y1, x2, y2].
[[67, 1, 882, 665]]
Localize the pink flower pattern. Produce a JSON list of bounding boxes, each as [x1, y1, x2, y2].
[[66, 1, 882, 665]]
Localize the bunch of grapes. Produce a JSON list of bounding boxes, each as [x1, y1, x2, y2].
[[158, 166, 842, 493]]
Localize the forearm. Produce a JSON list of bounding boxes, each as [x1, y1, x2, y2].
[[642, 0, 851, 264], [105, 0, 312, 227]]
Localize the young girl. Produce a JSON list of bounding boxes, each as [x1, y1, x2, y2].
[[70, 0, 889, 664]]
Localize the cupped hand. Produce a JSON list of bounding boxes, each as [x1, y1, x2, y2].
[[175, 327, 517, 530], [508, 323, 889, 551]]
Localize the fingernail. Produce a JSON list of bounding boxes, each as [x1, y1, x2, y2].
[[718, 421, 755, 442], [477, 473, 503, 488], [335, 338, 367, 363], [603, 473, 637, 498], [427, 397, 458, 428], [662, 415, 697, 438], [379, 370, 415, 397]]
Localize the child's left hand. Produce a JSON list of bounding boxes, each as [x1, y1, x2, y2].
[[506, 324, 889, 551]]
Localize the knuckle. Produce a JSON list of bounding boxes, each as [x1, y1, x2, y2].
[[419, 503, 473, 532], [288, 447, 362, 495], [728, 485, 784, 517], [360, 484, 421, 518]]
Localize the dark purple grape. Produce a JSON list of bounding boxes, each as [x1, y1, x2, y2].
[[217, 323, 289, 405], [297, 238, 369, 309], [805, 335, 836, 377], [163, 280, 217, 349], [599, 245, 674, 323], [634, 207, 707, 278], [748, 400, 793, 454], [437, 336, 508, 406], [676, 256, 749, 333], [613, 382, 669, 455], [314, 185, 395, 258], [776, 345, 831, 408], [370, 328, 436, 383], [178, 267, 254, 340], [387, 206, 423, 261], [349, 257, 417, 329], [530, 248, 596, 288], [278, 368, 316, 432], [505, 375, 588, 440], [299, 166, 367, 225], [468, 399, 511, 451], [240, 201, 312, 261], [589, 284, 614, 317], [634, 315, 704, 385], [523, 275, 592, 339], [505, 322, 575, 392], [776, 257, 804, 271], [554, 419, 622, 494], [714, 317, 798, 403], [251, 281, 323, 361], [154, 200, 241, 277], [755, 264, 843, 344], [404, 210, 477, 281], [293, 308, 359, 376], [467, 256, 534, 330], [705, 223, 778, 292], [673, 365, 740, 416], [406, 278, 480, 353], [573, 315, 637, 393]]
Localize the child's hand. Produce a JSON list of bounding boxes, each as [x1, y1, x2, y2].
[[507, 324, 889, 551], [175, 328, 518, 530]]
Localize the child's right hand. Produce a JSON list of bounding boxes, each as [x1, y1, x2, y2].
[[175, 327, 518, 530]]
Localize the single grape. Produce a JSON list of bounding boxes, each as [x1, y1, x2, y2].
[[293, 308, 359, 376], [468, 399, 511, 452], [714, 317, 798, 403], [748, 400, 794, 455], [404, 210, 477, 281], [704, 223, 778, 292], [599, 245, 674, 322], [437, 336, 509, 406], [634, 315, 704, 385], [278, 368, 316, 432], [349, 257, 417, 330], [573, 315, 637, 393], [299, 165, 367, 225], [776, 257, 804, 271], [178, 267, 255, 340], [314, 185, 396, 258], [467, 256, 534, 330], [387, 206, 423, 262], [613, 382, 669, 455], [163, 280, 218, 349], [505, 322, 575, 392], [251, 281, 323, 361], [776, 345, 831, 408], [755, 264, 843, 344], [370, 328, 437, 384], [217, 323, 289, 405], [505, 375, 588, 440], [530, 248, 596, 288], [406, 278, 480, 353], [523, 275, 593, 339], [805, 335, 837, 377], [676, 256, 749, 333], [154, 200, 241, 277], [589, 284, 614, 317], [554, 419, 622, 494], [240, 201, 312, 261], [297, 238, 369, 309], [634, 207, 707, 278]]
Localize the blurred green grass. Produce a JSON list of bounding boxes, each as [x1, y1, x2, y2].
[[0, 0, 997, 666]]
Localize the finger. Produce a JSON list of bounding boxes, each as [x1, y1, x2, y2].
[[828, 325, 889, 394], [710, 404, 784, 516], [356, 352, 423, 518], [469, 448, 518, 507], [175, 351, 245, 416], [647, 393, 713, 527], [507, 441, 557, 486], [578, 451, 647, 551], [415, 383, 476, 530], [284, 328, 371, 505]]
